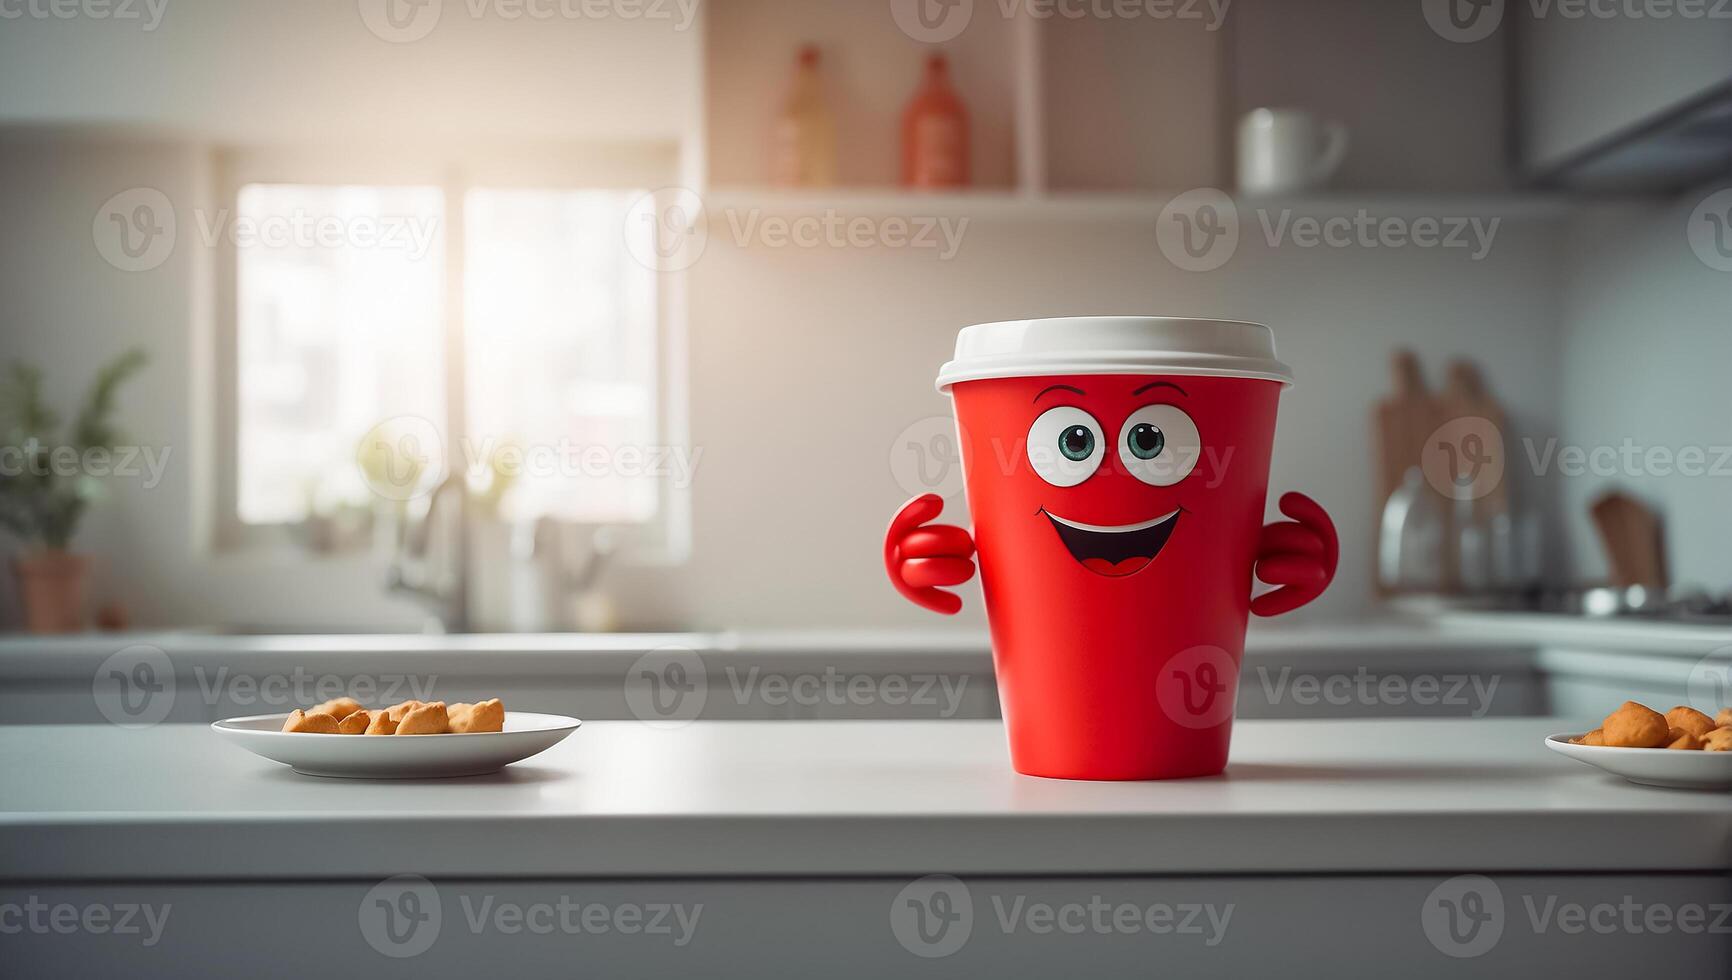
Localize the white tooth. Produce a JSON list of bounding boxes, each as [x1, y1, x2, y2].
[[1045, 508, 1180, 534]]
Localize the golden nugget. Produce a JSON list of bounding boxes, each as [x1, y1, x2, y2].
[[448, 698, 505, 734], [337, 709, 373, 735], [396, 701, 449, 735], [1663, 706, 1716, 739], [282, 709, 340, 734], [312, 697, 365, 721], [1601, 701, 1669, 748]]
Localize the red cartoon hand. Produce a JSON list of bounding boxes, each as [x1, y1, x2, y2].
[[884, 493, 977, 615], [1250, 492, 1338, 617]]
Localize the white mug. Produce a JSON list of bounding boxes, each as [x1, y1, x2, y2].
[[1236, 109, 1349, 196]]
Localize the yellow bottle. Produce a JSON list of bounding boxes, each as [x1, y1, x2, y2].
[[771, 45, 838, 187]]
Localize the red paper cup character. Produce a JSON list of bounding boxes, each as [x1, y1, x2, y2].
[[884, 317, 1337, 779]]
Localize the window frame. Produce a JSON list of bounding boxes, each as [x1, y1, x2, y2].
[[211, 143, 690, 563]]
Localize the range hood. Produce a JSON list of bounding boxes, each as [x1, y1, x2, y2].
[[1530, 82, 1732, 194]]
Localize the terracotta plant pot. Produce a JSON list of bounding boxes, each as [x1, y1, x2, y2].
[[14, 551, 90, 633]]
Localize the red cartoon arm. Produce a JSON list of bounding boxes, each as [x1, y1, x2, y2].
[[884, 493, 977, 615], [1250, 492, 1338, 617]]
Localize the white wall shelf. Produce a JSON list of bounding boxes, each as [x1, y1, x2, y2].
[[703, 188, 1589, 221], [699, 0, 1218, 195], [703, 0, 1025, 191], [701, 0, 1519, 201]]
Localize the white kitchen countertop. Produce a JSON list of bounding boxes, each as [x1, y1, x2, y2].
[[3, 718, 1727, 882]]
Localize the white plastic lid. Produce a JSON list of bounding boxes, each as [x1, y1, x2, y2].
[[936, 316, 1292, 391]]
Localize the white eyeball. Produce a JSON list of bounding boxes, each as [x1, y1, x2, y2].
[[1026, 406, 1105, 487], [1118, 403, 1201, 486]]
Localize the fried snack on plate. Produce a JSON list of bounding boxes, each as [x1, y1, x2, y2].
[[1717, 708, 1732, 730], [448, 698, 505, 734], [1574, 729, 1604, 746], [1601, 701, 1669, 748], [312, 697, 364, 721], [1704, 728, 1732, 752], [396, 701, 449, 735], [282, 709, 340, 734], [385, 700, 424, 723], [337, 710, 373, 735], [1663, 706, 1716, 739], [364, 710, 399, 735], [1665, 730, 1703, 751]]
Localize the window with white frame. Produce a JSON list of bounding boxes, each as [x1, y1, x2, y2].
[[462, 189, 661, 525], [234, 183, 447, 526], [218, 150, 683, 556]]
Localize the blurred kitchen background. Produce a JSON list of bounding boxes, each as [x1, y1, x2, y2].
[[0, 0, 1727, 637]]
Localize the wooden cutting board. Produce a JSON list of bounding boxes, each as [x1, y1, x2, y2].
[[1374, 349, 1438, 509], [1435, 359, 1510, 523], [1590, 491, 1667, 589]]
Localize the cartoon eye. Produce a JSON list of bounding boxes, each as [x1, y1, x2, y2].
[[1026, 405, 1105, 487], [1118, 404, 1201, 486]]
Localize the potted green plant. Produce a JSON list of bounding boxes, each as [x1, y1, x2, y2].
[[0, 350, 148, 632]]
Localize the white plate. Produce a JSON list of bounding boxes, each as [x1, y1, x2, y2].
[[1545, 733, 1732, 790], [212, 711, 581, 778]]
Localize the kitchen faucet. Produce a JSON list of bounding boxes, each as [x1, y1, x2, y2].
[[385, 473, 469, 633]]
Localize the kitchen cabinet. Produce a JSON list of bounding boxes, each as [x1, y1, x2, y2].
[[2, 618, 1722, 723], [7, 875, 1727, 977], [4, 719, 1729, 976], [1228, 0, 1510, 192], [1517, 6, 1732, 188], [703, 0, 1028, 191], [703, 0, 1515, 196]]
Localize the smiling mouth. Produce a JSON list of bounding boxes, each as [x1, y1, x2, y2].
[[1042, 508, 1182, 577]]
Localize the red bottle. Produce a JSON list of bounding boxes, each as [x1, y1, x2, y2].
[[901, 53, 969, 189]]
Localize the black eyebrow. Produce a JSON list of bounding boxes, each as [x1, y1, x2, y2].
[[1132, 381, 1188, 397], [1033, 384, 1086, 403]]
